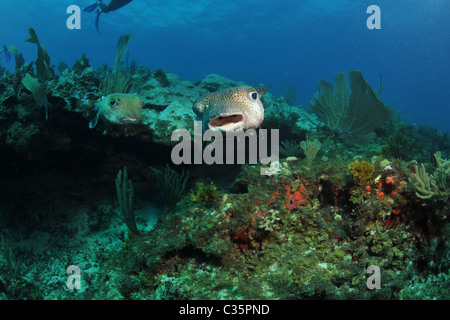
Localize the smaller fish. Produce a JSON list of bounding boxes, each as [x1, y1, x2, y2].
[[89, 93, 142, 129], [193, 86, 266, 132], [0, 45, 11, 62]]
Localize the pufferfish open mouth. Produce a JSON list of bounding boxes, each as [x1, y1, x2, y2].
[[209, 113, 245, 131], [120, 117, 140, 124]]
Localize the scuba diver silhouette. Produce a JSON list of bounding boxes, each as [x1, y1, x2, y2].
[[0, 45, 11, 62], [84, 0, 133, 33]]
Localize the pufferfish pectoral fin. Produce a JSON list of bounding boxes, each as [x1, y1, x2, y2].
[[88, 108, 101, 129], [201, 110, 210, 132], [192, 100, 206, 117]]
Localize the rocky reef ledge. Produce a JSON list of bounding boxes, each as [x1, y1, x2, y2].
[[0, 58, 319, 153]]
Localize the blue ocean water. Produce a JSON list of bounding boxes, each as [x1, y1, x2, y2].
[[1, 0, 449, 133]]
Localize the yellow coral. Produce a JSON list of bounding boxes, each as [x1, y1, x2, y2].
[[348, 160, 374, 185], [300, 139, 321, 161], [409, 151, 450, 201], [189, 182, 218, 205]]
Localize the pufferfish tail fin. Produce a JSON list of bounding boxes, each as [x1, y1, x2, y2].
[[83, 92, 102, 128]]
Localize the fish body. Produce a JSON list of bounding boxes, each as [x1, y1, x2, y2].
[[89, 93, 142, 128], [193, 86, 266, 132], [83, 0, 133, 33]]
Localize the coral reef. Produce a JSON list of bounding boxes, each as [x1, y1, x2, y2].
[[21, 74, 48, 119], [348, 160, 375, 186], [116, 166, 139, 234], [149, 165, 189, 208], [0, 40, 449, 300], [409, 151, 450, 201], [300, 138, 322, 161], [8, 46, 25, 71], [280, 139, 302, 158], [100, 34, 133, 95], [189, 182, 220, 206], [25, 28, 52, 82], [308, 70, 390, 142]]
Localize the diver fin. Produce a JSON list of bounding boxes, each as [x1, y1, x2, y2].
[[98, 3, 109, 12], [83, 2, 99, 12], [95, 11, 101, 33]]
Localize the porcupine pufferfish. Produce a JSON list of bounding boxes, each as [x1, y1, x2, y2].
[[89, 93, 142, 129], [193, 86, 267, 132]]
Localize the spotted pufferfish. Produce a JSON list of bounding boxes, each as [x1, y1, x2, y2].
[[193, 86, 267, 132]]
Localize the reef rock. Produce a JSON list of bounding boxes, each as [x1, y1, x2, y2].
[[0, 62, 320, 152]]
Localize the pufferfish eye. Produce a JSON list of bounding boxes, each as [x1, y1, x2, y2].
[[109, 99, 117, 107], [250, 91, 258, 100]]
